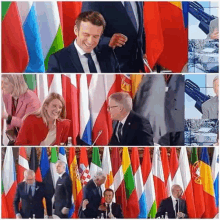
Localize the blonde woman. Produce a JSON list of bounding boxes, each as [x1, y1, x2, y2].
[[15, 92, 71, 146], [2, 74, 41, 143]]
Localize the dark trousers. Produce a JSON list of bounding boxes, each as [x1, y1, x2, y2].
[[158, 131, 184, 146]]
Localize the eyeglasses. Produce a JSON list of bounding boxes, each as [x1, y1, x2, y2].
[[107, 105, 119, 111]]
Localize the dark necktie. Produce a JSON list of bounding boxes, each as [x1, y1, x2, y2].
[[84, 53, 97, 73], [124, 2, 138, 31], [28, 186, 33, 200], [117, 122, 123, 143], [175, 199, 179, 217], [107, 204, 110, 218], [98, 186, 102, 197]]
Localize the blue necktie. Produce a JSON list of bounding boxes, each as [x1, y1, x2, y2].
[[84, 53, 97, 73], [124, 2, 138, 31]]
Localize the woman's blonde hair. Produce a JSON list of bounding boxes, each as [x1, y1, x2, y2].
[[2, 74, 28, 97]]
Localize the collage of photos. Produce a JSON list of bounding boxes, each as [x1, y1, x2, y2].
[[1, 1, 219, 219]]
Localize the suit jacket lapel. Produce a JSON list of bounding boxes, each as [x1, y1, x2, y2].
[[55, 120, 62, 145], [15, 93, 25, 114], [94, 47, 108, 73], [68, 43, 84, 73], [121, 112, 134, 144]]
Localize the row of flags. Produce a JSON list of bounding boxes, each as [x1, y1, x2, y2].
[[2, 147, 219, 218], [2, 1, 187, 73]]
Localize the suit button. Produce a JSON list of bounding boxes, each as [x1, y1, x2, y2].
[[174, 99, 176, 101], [175, 108, 177, 110]]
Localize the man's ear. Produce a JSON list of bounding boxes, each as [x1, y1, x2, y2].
[[74, 25, 78, 36]]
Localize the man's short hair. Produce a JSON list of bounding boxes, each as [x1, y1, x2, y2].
[[104, 188, 114, 196], [56, 160, 66, 170], [171, 184, 182, 192], [109, 92, 132, 112], [75, 11, 106, 31], [93, 171, 106, 181], [213, 76, 219, 86], [24, 170, 35, 178]]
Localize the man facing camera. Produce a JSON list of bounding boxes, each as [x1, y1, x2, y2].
[[54, 160, 72, 218], [47, 11, 120, 73], [156, 185, 188, 219], [13, 170, 52, 219], [98, 189, 123, 218], [108, 92, 154, 146]]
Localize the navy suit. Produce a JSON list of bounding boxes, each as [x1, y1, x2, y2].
[[99, 203, 123, 218], [13, 181, 52, 219], [156, 197, 188, 219], [82, 2, 145, 73], [78, 179, 102, 218], [54, 172, 72, 218], [109, 111, 154, 146], [47, 42, 120, 73]]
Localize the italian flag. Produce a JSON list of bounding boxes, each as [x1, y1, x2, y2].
[[90, 147, 102, 179], [50, 147, 59, 189]]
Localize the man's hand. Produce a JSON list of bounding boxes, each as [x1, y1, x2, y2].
[[48, 216, 53, 219], [109, 33, 128, 49], [108, 212, 115, 219], [82, 199, 89, 210], [210, 28, 219, 39], [16, 213, 22, 219], [98, 204, 106, 211], [176, 212, 185, 218], [61, 207, 69, 215]]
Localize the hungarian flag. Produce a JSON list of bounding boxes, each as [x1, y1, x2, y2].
[[90, 147, 102, 178], [200, 148, 217, 218], [17, 147, 29, 183], [79, 147, 91, 186], [142, 147, 157, 218], [122, 147, 140, 218], [111, 147, 127, 216], [29, 147, 42, 182], [23, 74, 38, 94], [2, 180, 9, 218], [190, 147, 205, 218], [2, 2, 29, 72]]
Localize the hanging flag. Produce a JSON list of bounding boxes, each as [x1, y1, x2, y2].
[[152, 147, 166, 209], [2, 147, 17, 218], [40, 147, 54, 199], [58, 147, 69, 174], [69, 147, 83, 218], [17, 147, 29, 183], [130, 74, 143, 98], [200, 147, 217, 218], [111, 147, 127, 216], [2, 180, 9, 218], [48, 74, 63, 95], [122, 147, 140, 218], [90, 147, 102, 178], [161, 148, 172, 197], [211, 147, 219, 209], [131, 147, 147, 218], [179, 147, 196, 218], [29, 147, 42, 182], [2, 2, 29, 72], [36, 74, 49, 103], [142, 147, 157, 218], [79, 147, 91, 186], [50, 147, 59, 189], [17, 2, 45, 72]]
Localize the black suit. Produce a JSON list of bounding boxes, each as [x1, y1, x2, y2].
[[156, 197, 188, 219], [78, 179, 102, 218], [82, 2, 145, 73], [99, 202, 123, 218], [13, 181, 52, 218], [54, 172, 72, 218], [47, 42, 120, 73], [109, 111, 154, 146]]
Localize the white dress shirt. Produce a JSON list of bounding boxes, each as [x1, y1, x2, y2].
[[171, 195, 179, 215]]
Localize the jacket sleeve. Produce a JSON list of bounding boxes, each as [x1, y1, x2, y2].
[[47, 54, 61, 73], [64, 177, 72, 208], [13, 186, 21, 215], [156, 200, 166, 218]]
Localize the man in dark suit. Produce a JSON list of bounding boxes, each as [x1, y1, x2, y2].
[[82, 2, 145, 73], [13, 170, 52, 219], [79, 171, 106, 218], [47, 11, 120, 73], [54, 160, 72, 218], [108, 92, 154, 146], [156, 185, 188, 219], [98, 188, 123, 218]]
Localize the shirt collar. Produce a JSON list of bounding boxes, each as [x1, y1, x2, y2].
[[120, 112, 130, 125], [58, 171, 66, 178], [74, 40, 95, 56], [27, 181, 36, 188], [171, 194, 178, 202], [105, 202, 112, 207]]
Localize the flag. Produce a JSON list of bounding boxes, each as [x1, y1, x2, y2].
[[211, 147, 219, 209], [179, 147, 196, 218], [48, 74, 63, 95], [200, 147, 217, 218], [2, 2, 29, 72], [23, 74, 37, 94], [17, 147, 29, 183], [17, 2, 45, 72], [29, 147, 42, 182], [131, 147, 147, 218], [152, 147, 166, 209], [36, 74, 49, 103], [130, 74, 143, 98], [50, 147, 59, 188], [69, 148, 83, 218], [58, 147, 69, 174], [40, 147, 54, 199], [2, 147, 17, 218], [161, 148, 172, 197], [79, 147, 91, 186], [90, 147, 102, 178], [142, 147, 157, 218], [190, 147, 205, 218], [122, 147, 140, 218], [111, 147, 127, 216], [2, 180, 9, 218]]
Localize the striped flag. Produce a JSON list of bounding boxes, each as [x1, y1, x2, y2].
[[122, 147, 140, 218], [90, 147, 102, 179], [2, 179, 9, 218], [79, 147, 91, 186], [200, 147, 217, 218], [179, 147, 196, 218], [17, 147, 29, 183], [130, 74, 143, 98], [111, 147, 127, 216], [152, 147, 166, 209], [50, 147, 59, 189], [58, 147, 69, 174], [2, 147, 17, 218], [142, 147, 157, 218], [23, 74, 37, 94], [36, 74, 49, 103], [131, 147, 147, 218], [2, 2, 29, 72], [48, 74, 63, 95]]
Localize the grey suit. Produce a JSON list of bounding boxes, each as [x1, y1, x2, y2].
[[202, 96, 218, 119], [207, 18, 219, 39]]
